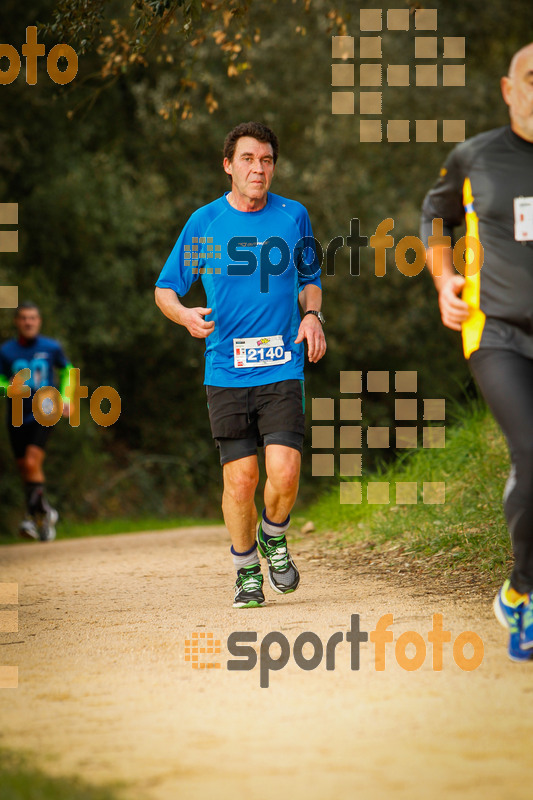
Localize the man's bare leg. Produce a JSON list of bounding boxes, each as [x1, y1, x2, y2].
[[258, 444, 301, 593], [18, 444, 45, 483], [264, 444, 301, 522], [17, 445, 52, 540], [222, 454, 265, 607], [17, 445, 57, 541], [222, 454, 260, 552]]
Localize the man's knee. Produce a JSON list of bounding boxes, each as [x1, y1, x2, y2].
[[223, 459, 260, 502], [266, 448, 301, 491], [277, 462, 300, 491]]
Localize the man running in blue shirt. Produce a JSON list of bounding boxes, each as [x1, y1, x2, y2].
[[155, 121, 326, 607], [0, 302, 73, 541]]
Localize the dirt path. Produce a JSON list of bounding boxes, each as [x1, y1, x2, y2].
[[1, 526, 532, 799]]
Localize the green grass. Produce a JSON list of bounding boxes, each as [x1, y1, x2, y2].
[[0, 515, 222, 545], [0, 748, 129, 800], [306, 399, 512, 581]]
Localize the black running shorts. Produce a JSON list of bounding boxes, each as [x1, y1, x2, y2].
[[206, 380, 305, 464], [8, 421, 51, 459]]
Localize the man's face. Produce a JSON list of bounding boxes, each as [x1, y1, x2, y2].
[[15, 309, 41, 339], [223, 136, 275, 204], [501, 45, 533, 141]]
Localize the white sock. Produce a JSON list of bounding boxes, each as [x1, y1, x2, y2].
[[231, 543, 260, 571], [261, 510, 290, 540]]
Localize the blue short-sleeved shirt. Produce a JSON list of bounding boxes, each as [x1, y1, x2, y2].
[[156, 192, 321, 387], [0, 335, 69, 425]]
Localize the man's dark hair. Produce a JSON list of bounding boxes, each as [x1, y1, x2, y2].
[[15, 301, 40, 317], [223, 121, 279, 165]]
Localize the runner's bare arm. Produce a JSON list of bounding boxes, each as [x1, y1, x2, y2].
[[154, 287, 215, 339], [426, 246, 469, 332], [295, 284, 326, 363]]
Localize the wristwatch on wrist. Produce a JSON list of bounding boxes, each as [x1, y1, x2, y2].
[[303, 310, 325, 325]]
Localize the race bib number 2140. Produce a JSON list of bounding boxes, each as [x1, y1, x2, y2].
[[233, 335, 292, 368]]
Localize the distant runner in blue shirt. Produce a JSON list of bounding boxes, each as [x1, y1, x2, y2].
[[0, 302, 73, 541], [155, 121, 326, 608]]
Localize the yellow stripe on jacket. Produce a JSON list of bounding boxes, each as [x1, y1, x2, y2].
[[461, 177, 486, 358]]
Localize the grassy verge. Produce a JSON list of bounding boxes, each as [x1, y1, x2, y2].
[[0, 748, 129, 800], [0, 515, 222, 545], [305, 399, 512, 582]]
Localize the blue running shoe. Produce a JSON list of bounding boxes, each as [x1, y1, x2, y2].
[[493, 580, 531, 662], [520, 595, 533, 650]]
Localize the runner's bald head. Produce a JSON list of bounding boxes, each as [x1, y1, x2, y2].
[[508, 42, 533, 79], [501, 43, 533, 142]]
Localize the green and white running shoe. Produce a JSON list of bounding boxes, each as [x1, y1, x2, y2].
[[36, 507, 58, 542], [19, 517, 39, 540], [256, 522, 300, 594], [233, 564, 265, 608]]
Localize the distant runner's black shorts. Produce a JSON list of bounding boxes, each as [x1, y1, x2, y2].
[[8, 421, 51, 459], [206, 380, 305, 465]]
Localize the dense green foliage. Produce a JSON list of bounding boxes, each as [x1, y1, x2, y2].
[[0, 0, 529, 532]]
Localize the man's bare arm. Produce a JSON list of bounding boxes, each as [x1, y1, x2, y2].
[[295, 284, 326, 363], [154, 287, 215, 339], [298, 282, 322, 315]]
